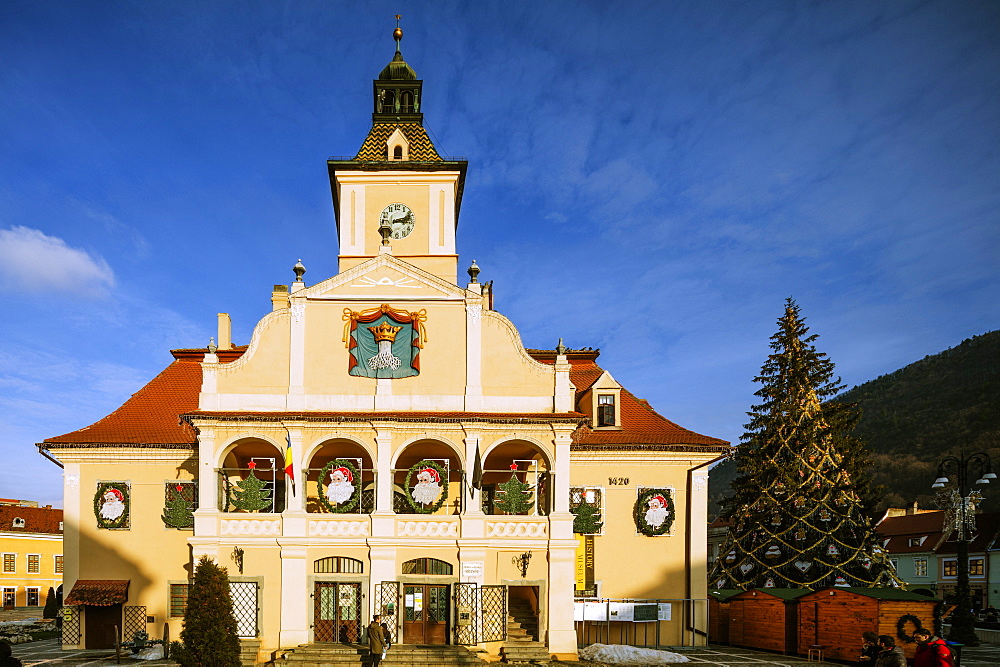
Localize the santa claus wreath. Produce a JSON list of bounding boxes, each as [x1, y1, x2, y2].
[[405, 460, 449, 513], [318, 459, 361, 513], [633, 488, 675, 536], [94, 481, 130, 529]]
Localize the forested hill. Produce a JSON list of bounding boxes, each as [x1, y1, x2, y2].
[[833, 330, 1000, 512], [709, 330, 1000, 519]]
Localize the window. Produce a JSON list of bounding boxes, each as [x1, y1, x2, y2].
[[908, 536, 925, 547], [11, 517, 25, 528], [597, 394, 616, 426], [26, 588, 40, 606], [943, 560, 958, 577], [401, 558, 452, 575], [393, 145, 403, 160], [313, 557, 363, 574], [169, 583, 189, 618], [569, 487, 604, 534], [54, 555, 63, 573], [913, 557, 928, 577], [2, 589, 14, 607], [970, 558, 985, 576], [27, 554, 40, 574], [2, 554, 14, 573], [889, 559, 898, 571]]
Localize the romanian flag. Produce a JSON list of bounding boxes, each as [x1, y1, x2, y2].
[[285, 431, 295, 496]]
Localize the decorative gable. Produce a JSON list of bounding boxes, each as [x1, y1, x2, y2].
[[386, 127, 409, 161]]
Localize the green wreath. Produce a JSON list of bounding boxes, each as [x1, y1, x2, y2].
[[404, 460, 449, 514], [896, 614, 925, 643], [94, 481, 130, 530], [317, 459, 362, 514], [634, 488, 675, 536]]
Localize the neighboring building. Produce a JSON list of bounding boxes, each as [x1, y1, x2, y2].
[[933, 511, 1000, 610], [38, 30, 727, 658], [0, 499, 63, 609], [706, 516, 731, 569], [875, 507, 945, 597]]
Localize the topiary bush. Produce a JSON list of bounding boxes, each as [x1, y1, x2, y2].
[[178, 555, 241, 667], [42, 587, 58, 619]]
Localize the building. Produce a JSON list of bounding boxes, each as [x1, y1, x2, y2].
[[38, 29, 727, 659], [875, 507, 945, 598], [932, 511, 1000, 611], [0, 499, 63, 609]]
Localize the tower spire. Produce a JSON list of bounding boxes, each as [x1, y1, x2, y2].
[[394, 14, 402, 53]]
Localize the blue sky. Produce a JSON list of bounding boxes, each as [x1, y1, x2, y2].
[[1, 1, 998, 508]]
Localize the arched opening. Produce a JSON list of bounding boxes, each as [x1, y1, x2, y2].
[[381, 90, 395, 113], [400, 90, 414, 113], [482, 440, 551, 516], [393, 145, 403, 160], [220, 438, 286, 513], [402, 558, 452, 575], [307, 439, 374, 514], [393, 440, 463, 515], [314, 556, 364, 574]]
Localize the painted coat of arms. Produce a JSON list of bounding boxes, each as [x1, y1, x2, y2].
[[342, 304, 427, 378]]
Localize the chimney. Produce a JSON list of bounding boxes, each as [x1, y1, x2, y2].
[[217, 313, 232, 350], [908, 501, 919, 515], [272, 285, 290, 311]]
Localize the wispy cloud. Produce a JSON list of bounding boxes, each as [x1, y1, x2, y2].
[[0, 226, 115, 298]]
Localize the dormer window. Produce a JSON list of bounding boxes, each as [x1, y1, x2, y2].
[[907, 536, 926, 547], [386, 127, 409, 161], [11, 517, 24, 529], [597, 395, 616, 426], [393, 146, 403, 160]]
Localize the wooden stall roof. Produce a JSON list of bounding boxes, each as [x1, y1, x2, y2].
[[709, 589, 743, 603], [731, 588, 812, 601], [798, 587, 939, 602]]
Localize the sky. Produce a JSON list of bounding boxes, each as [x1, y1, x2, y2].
[[1, 1, 998, 508]]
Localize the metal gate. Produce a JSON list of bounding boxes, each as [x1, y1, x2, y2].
[[313, 582, 361, 642], [229, 581, 259, 638], [481, 585, 507, 642], [375, 581, 400, 643], [453, 582, 478, 645]]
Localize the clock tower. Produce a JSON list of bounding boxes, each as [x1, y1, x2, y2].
[[328, 25, 467, 285]]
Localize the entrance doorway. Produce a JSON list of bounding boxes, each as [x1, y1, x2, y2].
[[314, 582, 362, 643], [85, 604, 121, 649], [403, 584, 448, 644]]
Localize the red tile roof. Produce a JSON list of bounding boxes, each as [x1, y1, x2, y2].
[[568, 362, 728, 450], [935, 511, 1000, 555], [65, 580, 129, 606], [184, 411, 587, 424], [0, 505, 63, 534], [876, 511, 946, 554], [43, 352, 201, 446]]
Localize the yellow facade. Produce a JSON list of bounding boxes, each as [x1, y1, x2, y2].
[[42, 34, 726, 661], [0, 502, 63, 609]]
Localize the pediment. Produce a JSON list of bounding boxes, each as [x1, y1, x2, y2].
[[298, 254, 466, 301]]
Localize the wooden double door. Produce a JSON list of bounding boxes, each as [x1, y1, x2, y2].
[[314, 582, 362, 643], [403, 584, 448, 645]]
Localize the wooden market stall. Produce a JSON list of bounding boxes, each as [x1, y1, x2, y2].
[[727, 588, 810, 654], [708, 590, 741, 644], [796, 587, 940, 662]]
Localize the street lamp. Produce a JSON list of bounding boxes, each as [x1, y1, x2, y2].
[[932, 452, 996, 647]]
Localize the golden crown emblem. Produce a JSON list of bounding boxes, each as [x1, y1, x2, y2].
[[368, 320, 403, 343]]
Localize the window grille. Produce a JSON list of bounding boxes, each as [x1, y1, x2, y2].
[[62, 605, 82, 644], [401, 558, 452, 575], [123, 606, 147, 639], [313, 556, 363, 574], [375, 581, 400, 642], [480, 585, 508, 643], [169, 583, 189, 618], [570, 487, 604, 534], [229, 581, 259, 638]]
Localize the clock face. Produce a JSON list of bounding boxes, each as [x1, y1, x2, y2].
[[379, 202, 415, 240]]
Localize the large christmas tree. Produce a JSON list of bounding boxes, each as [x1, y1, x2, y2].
[[711, 299, 900, 590]]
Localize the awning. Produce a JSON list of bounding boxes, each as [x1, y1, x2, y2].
[[64, 580, 129, 606]]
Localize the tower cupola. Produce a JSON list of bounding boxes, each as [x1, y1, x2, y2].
[[373, 17, 423, 124]]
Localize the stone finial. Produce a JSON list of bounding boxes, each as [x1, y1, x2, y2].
[[556, 338, 567, 355], [467, 260, 480, 283], [293, 259, 306, 282], [207, 337, 218, 353]]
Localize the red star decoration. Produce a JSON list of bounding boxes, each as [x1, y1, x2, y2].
[[509, 463, 519, 470], [175, 485, 184, 493], [247, 461, 257, 469]]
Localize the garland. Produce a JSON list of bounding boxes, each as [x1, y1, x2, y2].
[[896, 614, 925, 644], [932, 601, 947, 637], [94, 481, 130, 530], [634, 488, 675, 536], [317, 459, 362, 514], [404, 460, 449, 514]]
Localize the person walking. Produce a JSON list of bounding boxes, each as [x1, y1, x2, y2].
[[912, 628, 954, 667], [873, 635, 906, 667], [0, 641, 22, 667], [368, 614, 388, 667], [859, 630, 880, 663]]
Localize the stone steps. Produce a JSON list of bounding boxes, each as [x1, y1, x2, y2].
[[275, 643, 488, 667]]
